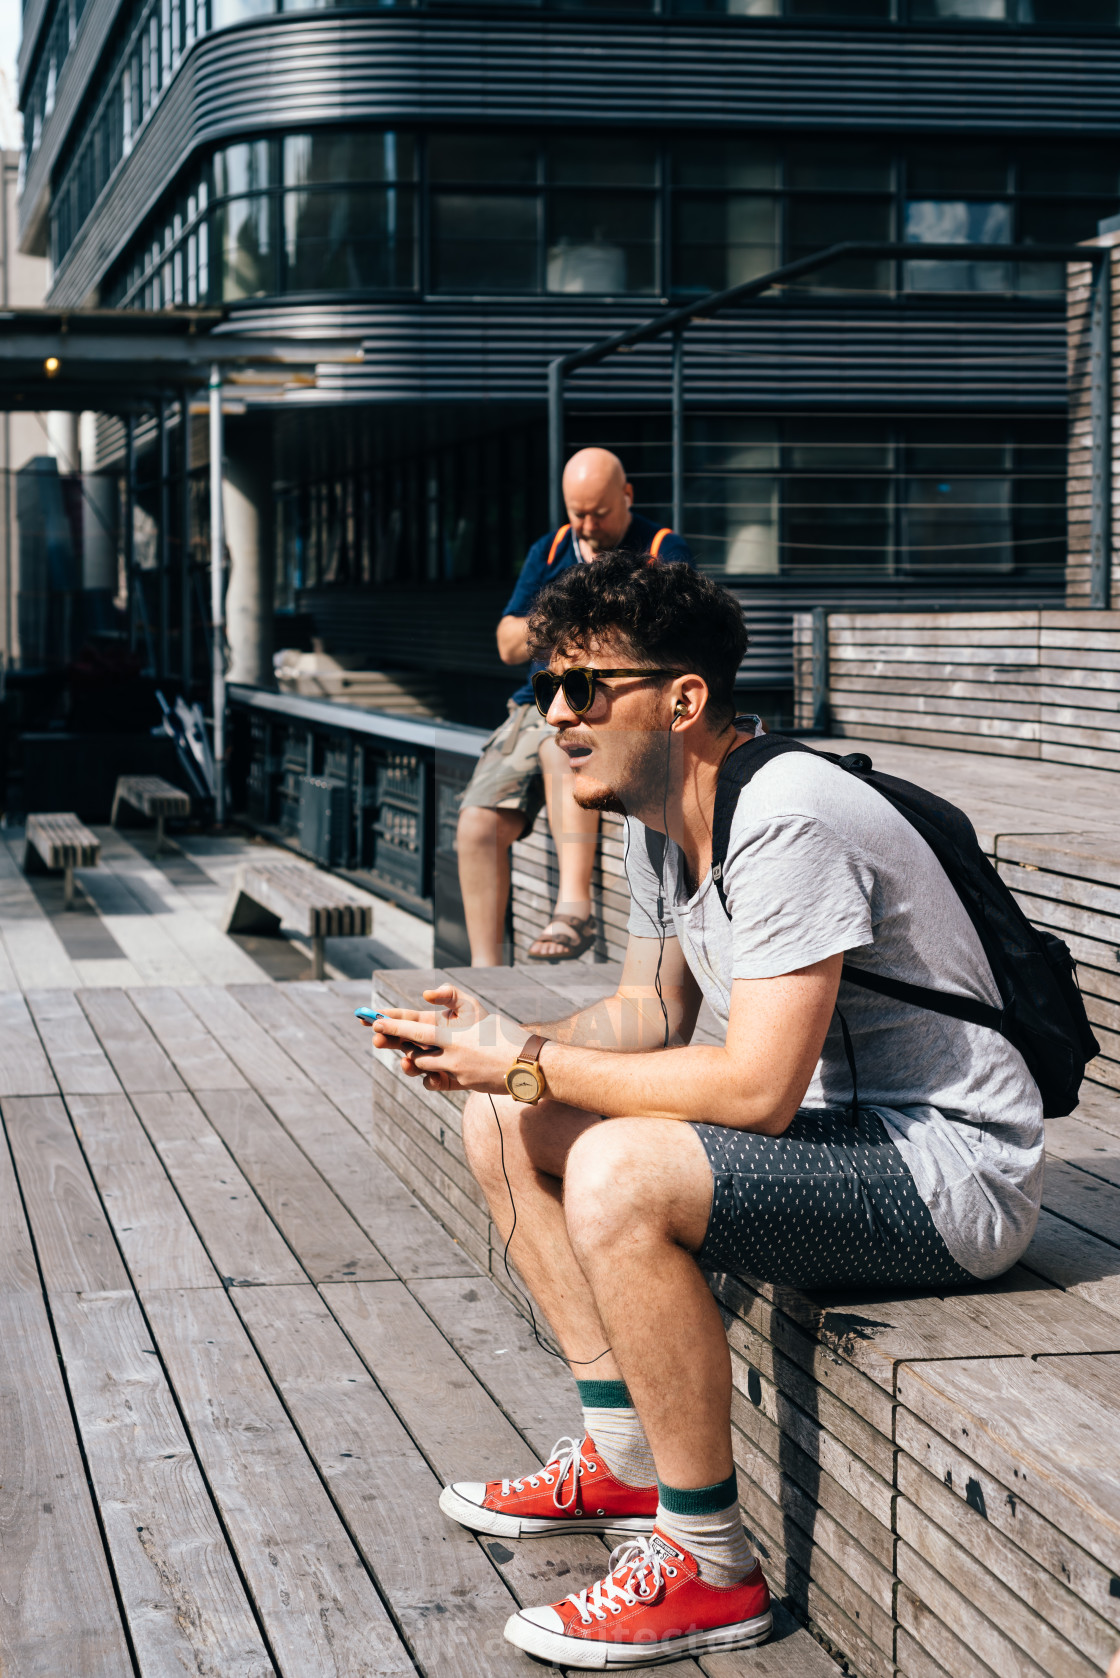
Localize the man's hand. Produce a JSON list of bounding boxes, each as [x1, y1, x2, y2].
[[368, 985, 521, 1094]]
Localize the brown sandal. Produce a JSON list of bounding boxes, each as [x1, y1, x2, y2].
[[527, 914, 597, 962]]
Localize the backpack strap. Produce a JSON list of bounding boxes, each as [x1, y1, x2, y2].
[[648, 528, 672, 558], [711, 735, 817, 915], [838, 964, 1004, 1032], [546, 524, 572, 566]]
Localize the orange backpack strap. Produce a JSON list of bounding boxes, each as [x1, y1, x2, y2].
[[649, 527, 672, 558], [546, 523, 571, 566]]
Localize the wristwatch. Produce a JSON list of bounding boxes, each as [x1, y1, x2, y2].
[[505, 1034, 548, 1105]]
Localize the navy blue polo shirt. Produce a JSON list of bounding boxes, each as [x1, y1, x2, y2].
[[502, 512, 695, 705]]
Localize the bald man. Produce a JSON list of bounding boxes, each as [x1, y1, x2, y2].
[[457, 448, 693, 966]]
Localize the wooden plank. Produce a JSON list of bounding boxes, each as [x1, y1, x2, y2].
[[128, 986, 249, 1091], [0, 839, 83, 989], [1073, 1082, 1120, 1138], [77, 990, 185, 1094], [1035, 1348, 1120, 1413], [730, 1431, 895, 1656], [897, 1451, 1120, 1669], [1045, 1115, 1120, 1189], [76, 868, 208, 985], [0, 990, 59, 1097], [896, 1626, 954, 1678], [408, 1274, 588, 1463], [142, 1284, 414, 1677], [98, 843, 268, 987], [1, 1097, 278, 1673], [942, 1265, 1120, 1355], [2, 1095, 131, 1294], [716, 1274, 895, 1438], [729, 1397, 892, 1615], [175, 986, 315, 1096], [896, 1579, 1001, 1678], [68, 1092, 218, 1292], [53, 1289, 278, 1678], [737, 1279, 1023, 1393], [1019, 1207, 1120, 1322], [729, 1392, 894, 1572], [365, 1119, 492, 1276], [896, 1539, 1051, 1678], [24, 990, 121, 1096], [896, 1356, 1120, 1573], [231, 1282, 528, 1678], [264, 1087, 476, 1280], [195, 1088, 392, 1283], [1041, 1157, 1120, 1248], [730, 1357, 893, 1532], [0, 1120, 131, 1675], [724, 1447, 896, 1678], [130, 1091, 307, 1289], [227, 984, 370, 1101], [703, 1602, 844, 1676]]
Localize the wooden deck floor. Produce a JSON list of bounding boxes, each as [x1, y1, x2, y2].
[[0, 824, 839, 1677]]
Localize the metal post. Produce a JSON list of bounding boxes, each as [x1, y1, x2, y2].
[[124, 415, 136, 651], [158, 398, 170, 678], [811, 606, 829, 734], [209, 365, 226, 824], [671, 326, 684, 533], [181, 390, 192, 690], [1090, 250, 1112, 611], [547, 357, 564, 529]]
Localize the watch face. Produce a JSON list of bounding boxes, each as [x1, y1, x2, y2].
[[507, 1066, 541, 1103]]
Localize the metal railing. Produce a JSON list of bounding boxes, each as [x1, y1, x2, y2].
[[548, 240, 1112, 608]]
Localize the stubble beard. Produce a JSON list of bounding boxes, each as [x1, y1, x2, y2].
[[568, 730, 670, 821]]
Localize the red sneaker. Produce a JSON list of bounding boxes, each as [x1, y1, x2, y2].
[[504, 1528, 772, 1668], [438, 1434, 657, 1540]]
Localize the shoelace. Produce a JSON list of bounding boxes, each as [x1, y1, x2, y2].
[[500, 1436, 596, 1512], [566, 1536, 676, 1625]]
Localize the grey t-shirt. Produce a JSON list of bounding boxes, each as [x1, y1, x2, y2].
[[625, 751, 1044, 1279]]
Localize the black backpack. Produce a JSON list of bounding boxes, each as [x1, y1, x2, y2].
[[645, 734, 1099, 1119]]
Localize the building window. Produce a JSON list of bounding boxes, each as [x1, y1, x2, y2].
[[283, 132, 417, 291], [429, 133, 540, 291], [547, 135, 658, 295]]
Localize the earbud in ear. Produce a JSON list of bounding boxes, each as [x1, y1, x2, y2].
[[673, 701, 688, 720]]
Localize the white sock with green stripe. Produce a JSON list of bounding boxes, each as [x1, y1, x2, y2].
[[656, 1472, 755, 1587], [576, 1380, 656, 1489]]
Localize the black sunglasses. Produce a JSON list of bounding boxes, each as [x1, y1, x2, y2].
[[531, 666, 678, 718]]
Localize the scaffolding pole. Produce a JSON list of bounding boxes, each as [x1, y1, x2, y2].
[[209, 365, 226, 823]]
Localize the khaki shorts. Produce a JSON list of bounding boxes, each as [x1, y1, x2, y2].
[[460, 700, 555, 821]]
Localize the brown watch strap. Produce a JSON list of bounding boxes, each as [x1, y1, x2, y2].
[[520, 1034, 547, 1064]]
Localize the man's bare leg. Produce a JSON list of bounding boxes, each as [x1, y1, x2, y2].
[[562, 1118, 733, 1489], [461, 1090, 623, 1376], [535, 733, 600, 958], [461, 1092, 729, 1488], [456, 805, 526, 967]]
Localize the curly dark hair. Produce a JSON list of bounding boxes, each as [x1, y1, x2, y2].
[[526, 550, 748, 726]]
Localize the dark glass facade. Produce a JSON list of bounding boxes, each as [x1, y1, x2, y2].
[[20, 0, 1111, 704], [89, 130, 1120, 303]]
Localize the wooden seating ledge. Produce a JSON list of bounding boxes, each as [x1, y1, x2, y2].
[[368, 958, 1120, 1678]]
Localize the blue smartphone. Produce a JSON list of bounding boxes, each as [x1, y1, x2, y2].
[[354, 1007, 439, 1056]]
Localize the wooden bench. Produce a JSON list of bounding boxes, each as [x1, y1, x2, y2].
[[23, 811, 100, 908], [369, 959, 1120, 1678], [223, 859, 372, 979], [110, 774, 191, 854]]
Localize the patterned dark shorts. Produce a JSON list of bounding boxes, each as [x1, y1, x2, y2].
[[692, 1106, 975, 1291]]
